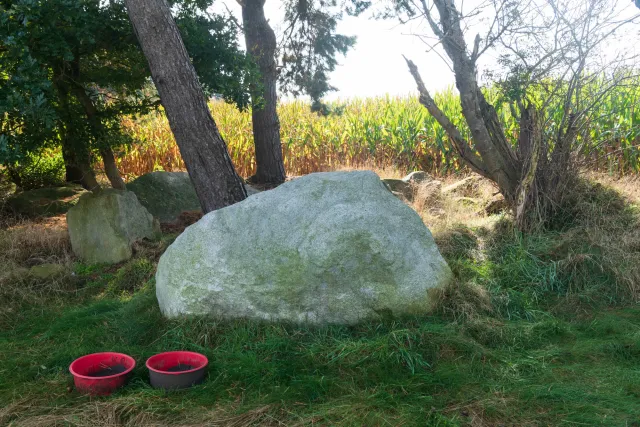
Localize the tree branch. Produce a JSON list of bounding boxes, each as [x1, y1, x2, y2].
[[403, 56, 489, 177]]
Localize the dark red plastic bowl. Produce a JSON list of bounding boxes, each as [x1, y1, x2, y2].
[[69, 352, 136, 395], [146, 351, 208, 390]]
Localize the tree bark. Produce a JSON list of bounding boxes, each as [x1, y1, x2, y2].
[[52, 78, 101, 191], [515, 105, 545, 230], [124, 0, 247, 212], [61, 142, 100, 191], [420, 0, 521, 201], [239, 0, 286, 186], [69, 84, 127, 190], [404, 57, 489, 178], [99, 147, 126, 190], [61, 145, 84, 184]]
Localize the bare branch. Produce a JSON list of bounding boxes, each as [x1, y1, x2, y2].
[[403, 56, 489, 177]]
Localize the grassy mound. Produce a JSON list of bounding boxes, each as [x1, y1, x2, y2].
[[1, 173, 639, 425], [3, 185, 86, 218]]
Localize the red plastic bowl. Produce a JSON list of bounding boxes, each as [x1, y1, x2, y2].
[[146, 351, 208, 390], [69, 352, 136, 395]]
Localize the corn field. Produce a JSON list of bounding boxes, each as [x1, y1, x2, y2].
[[118, 85, 640, 180]]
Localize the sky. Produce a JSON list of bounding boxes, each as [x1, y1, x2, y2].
[[216, 0, 640, 101]]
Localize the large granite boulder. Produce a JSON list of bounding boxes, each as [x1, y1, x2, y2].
[[67, 189, 160, 264], [156, 171, 452, 324], [127, 172, 201, 222]]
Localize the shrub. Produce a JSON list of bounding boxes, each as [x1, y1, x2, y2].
[[6, 149, 65, 190]]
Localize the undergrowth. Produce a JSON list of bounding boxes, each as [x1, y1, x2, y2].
[[1, 175, 639, 426]]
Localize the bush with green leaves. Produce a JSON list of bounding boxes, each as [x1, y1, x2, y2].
[[5, 149, 65, 190], [0, 0, 256, 188]]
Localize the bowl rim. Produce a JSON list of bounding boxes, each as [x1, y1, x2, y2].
[[69, 352, 136, 380], [145, 351, 208, 375]]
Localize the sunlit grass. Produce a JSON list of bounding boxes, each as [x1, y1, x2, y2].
[[2, 172, 640, 425]]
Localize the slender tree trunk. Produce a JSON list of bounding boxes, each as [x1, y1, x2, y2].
[[99, 147, 126, 190], [239, 0, 286, 186], [124, 0, 247, 212], [429, 0, 521, 201], [403, 0, 588, 231], [52, 78, 101, 191], [69, 84, 127, 190]]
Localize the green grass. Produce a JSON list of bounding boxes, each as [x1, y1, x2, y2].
[[2, 279, 639, 426], [1, 179, 640, 426]]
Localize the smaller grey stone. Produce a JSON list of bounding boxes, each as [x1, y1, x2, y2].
[[67, 189, 160, 264], [484, 194, 509, 215], [245, 184, 261, 196], [442, 176, 483, 197], [29, 263, 65, 279], [402, 171, 431, 185], [127, 171, 201, 223], [382, 179, 413, 200], [128, 171, 261, 222], [414, 180, 442, 210], [391, 191, 410, 204]]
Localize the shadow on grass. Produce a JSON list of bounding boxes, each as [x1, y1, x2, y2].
[[2, 179, 640, 425], [433, 179, 640, 322]]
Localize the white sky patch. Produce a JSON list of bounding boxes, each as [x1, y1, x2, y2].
[[214, 0, 640, 100]]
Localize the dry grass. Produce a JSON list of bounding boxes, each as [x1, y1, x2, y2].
[[428, 280, 494, 321], [583, 170, 640, 204], [3, 398, 276, 427], [567, 181, 640, 300], [0, 216, 74, 323], [0, 216, 71, 266], [416, 175, 501, 233]]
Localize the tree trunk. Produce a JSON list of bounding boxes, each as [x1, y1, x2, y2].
[[61, 141, 101, 191], [429, 0, 521, 201], [124, 0, 247, 212], [403, 0, 584, 231], [514, 105, 545, 230], [61, 147, 84, 184], [99, 147, 126, 190], [239, 0, 286, 186], [52, 78, 101, 191], [69, 84, 127, 190]]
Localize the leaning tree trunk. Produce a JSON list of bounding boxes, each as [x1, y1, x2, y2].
[[239, 0, 286, 186], [124, 0, 247, 212], [60, 146, 84, 184], [69, 84, 127, 190], [99, 147, 126, 191]]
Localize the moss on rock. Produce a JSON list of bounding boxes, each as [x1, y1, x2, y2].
[[66, 189, 160, 264], [156, 171, 452, 324]]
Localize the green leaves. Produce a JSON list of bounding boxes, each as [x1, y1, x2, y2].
[[0, 0, 255, 177], [280, 0, 357, 104]]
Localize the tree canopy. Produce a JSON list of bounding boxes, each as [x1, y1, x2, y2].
[[0, 0, 254, 188], [278, 0, 358, 109]]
